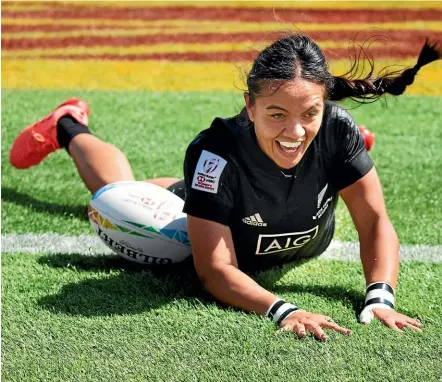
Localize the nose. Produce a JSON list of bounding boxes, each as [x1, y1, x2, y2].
[[283, 120, 306, 139]]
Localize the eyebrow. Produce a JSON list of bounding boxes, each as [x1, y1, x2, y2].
[[265, 105, 289, 112], [265, 103, 321, 112], [305, 103, 321, 112]]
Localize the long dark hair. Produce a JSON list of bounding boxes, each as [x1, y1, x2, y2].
[[246, 34, 442, 104]]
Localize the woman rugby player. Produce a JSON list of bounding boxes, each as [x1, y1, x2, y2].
[[10, 35, 441, 340]]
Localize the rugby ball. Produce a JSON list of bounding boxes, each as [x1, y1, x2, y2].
[[88, 181, 191, 265], [359, 125, 375, 151]]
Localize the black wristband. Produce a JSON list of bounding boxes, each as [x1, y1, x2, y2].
[[366, 282, 395, 296], [365, 298, 394, 309], [364, 282, 395, 309], [265, 299, 300, 325], [266, 299, 286, 321], [276, 307, 299, 326]]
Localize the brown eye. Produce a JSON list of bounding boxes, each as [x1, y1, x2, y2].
[[271, 113, 284, 119]]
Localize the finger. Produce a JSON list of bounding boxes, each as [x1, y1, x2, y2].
[[383, 319, 404, 333], [279, 324, 294, 332], [322, 321, 352, 336], [402, 321, 423, 332], [293, 322, 307, 338], [306, 322, 327, 341], [406, 318, 423, 327], [274, 323, 293, 336], [396, 322, 407, 329]]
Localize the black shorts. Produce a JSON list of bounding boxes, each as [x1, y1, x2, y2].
[[167, 179, 186, 201]]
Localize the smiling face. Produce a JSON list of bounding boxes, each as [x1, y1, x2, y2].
[[244, 78, 325, 169]]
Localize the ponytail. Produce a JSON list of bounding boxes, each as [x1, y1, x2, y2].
[[329, 39, 442, 102]]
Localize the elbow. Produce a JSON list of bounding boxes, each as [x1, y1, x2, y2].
[[194, 260, 233, 290], [359, 214, 398, 242]]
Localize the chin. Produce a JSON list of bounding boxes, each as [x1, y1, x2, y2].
[[276, 154, 303, 169], [278, 161, 298, 169]]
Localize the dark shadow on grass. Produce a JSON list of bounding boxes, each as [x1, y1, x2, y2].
[[249, 264, 365, 319], [37, 254, 418, 319], [1, 187, 88, 221], [251, 263, 418, 320], [37, 253, 213, 317]]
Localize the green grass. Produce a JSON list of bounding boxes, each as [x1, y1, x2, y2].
[[2, 89, 441, 244], [2, 89, 442, 381], [2, 253, 442, 382]]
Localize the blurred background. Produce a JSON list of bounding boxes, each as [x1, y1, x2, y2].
[[2, 1, 442, 94]]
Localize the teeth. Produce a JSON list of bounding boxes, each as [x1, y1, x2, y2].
[[278, 141, 302, 148]]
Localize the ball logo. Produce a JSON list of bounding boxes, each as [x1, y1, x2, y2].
[[133, 196, 176, 221], [140, 196, 155, 206], [203, 158, 220, 174], [149, 200, 176, 221], [97, 228, 172, 265]]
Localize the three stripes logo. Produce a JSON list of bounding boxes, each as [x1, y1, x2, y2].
[[242, 213, 267, 227]]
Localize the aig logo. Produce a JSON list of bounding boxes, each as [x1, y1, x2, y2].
[[255, 226, 319, 255]]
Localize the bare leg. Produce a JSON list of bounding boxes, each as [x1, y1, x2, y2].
[[68, 134, 180, 194], [143, 177, 181, 189], [69, 134, 135, 194]]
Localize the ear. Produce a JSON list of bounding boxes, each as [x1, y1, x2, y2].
[[243, 92, 255, 122]]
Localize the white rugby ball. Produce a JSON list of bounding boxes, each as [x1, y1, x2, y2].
[[88, 181, 191, 265]]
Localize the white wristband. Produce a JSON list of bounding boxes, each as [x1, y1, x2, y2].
[[359, 282, 395, 324], [265, 298, 300, 325]]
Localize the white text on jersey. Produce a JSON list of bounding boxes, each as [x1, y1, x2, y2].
[[242, 213, 267, 227], [255, 226, 319, 255]]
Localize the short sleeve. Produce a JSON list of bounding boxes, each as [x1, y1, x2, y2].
[[329, 106, 374, 190], [183, 138, 235, 226]]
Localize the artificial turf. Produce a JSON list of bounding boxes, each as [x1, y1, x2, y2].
[[2, 253, 441, 382], [2, 89, 441, 381], [2, 89, 442, 245]]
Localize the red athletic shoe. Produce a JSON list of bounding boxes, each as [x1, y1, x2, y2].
[[9, 98, 90, 169], [359, 125, 375, 151]]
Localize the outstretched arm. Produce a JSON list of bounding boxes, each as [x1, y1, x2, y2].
[[339, 167, 422, 331], [188, 215, 276, 315], [187, 215, 351, 340]]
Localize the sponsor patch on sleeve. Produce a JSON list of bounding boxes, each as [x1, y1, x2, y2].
[[191, 150, 228, 194]]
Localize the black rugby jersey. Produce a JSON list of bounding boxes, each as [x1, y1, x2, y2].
[[183, 101, 374, 270]]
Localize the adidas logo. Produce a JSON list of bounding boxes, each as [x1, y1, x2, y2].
[[242, 213, 267, 227]]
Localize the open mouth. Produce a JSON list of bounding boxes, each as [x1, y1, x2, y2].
[[276, 140, 303, 157]]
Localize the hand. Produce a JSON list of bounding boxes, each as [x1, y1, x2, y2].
[[278, 310, 352, 341], [370, 308, 423, 332]]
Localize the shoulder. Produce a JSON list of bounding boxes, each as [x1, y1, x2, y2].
[[184, 114, 244, 186], [323, 101, 358, 131], [320, 102, 374, 190], [183, 116, 240, 220], [185, 113, 244, 166], [319, 101, 360, 152], [186, 115, 241, 156]]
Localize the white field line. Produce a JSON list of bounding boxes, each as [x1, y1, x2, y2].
[[1, 233, 442, 262]]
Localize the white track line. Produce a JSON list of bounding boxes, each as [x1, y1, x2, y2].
[[1, 233, 441, 262]]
